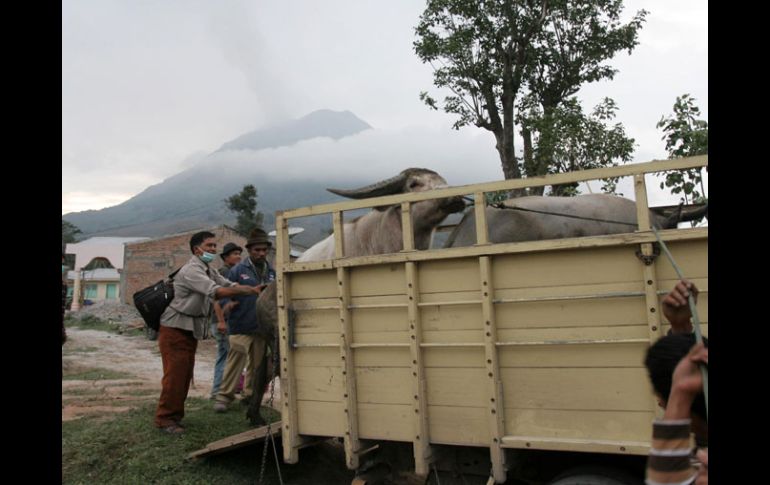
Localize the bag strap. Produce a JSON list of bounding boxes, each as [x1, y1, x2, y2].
[[168, 267, 182, 280]]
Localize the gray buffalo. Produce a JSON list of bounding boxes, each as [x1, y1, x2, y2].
[[444, 193, 708, 247]]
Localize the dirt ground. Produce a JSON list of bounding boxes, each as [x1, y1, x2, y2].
[[62, 328, 283, 420]]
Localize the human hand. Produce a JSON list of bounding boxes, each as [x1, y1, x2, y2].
[[217, 322, 227, 334], [695, 448, 708, 485], [254, 284, 267, 295], [671, 342, 708, 400], [662, 279, 699, 333]]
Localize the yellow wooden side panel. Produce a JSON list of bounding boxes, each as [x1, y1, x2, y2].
[[356, 367, 413, 405], [496, 297, 647, 329], [358, 403, 414, 441], [351, 307, 409, 334], [295, 365, 343, 402], [424, 368, 488, 407], [350, 264, 406, 297], [423, 347, 485, 368], [654, 240, 708, 281], [492, 247, 641, 289], [497, 343, 647, 368], [421, 303, 484, 331], [297, 400, 344, 437], [504, 409, 654, 443], [418, 259, 480, 293], [500, 368, 653, 412], [428, 405, 489, 446], [291, 270, 338, 299]]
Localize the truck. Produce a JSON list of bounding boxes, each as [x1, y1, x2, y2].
[[271, 155, 708, 484]]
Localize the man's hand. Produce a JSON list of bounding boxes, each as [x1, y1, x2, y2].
[[662, 279, 699, 334], [664, 342, 708, 420], [253, 284, 267, 295], [217, 321, 227, 334]]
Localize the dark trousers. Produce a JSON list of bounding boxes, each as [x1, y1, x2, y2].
[[154, 326, 198, 428]]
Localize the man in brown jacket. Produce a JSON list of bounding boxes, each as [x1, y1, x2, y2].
[[154, 231, 264, 434]]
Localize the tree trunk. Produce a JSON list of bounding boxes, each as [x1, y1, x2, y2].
[[522, 127, 544, 196]]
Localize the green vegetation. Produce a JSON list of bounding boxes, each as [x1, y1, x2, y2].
[[65, 314, 144, 336], [62, 399, 284, 485]]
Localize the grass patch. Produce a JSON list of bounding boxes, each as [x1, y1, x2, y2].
[[62, 398, 286, 485], [67, 346, 99, 353], [65, 315, 145, 337], [63, 367, 137, 381]]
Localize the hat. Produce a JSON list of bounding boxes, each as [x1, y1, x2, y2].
[[245, 227, 272, 248], [220, 242, 243, 260]]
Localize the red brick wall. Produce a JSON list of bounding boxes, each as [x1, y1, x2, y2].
[[122, 225, 251, 304]]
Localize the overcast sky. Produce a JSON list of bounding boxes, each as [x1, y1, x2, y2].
[[62, 0, 707, 215]]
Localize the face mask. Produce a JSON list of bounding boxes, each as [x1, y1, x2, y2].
[[199, 252, 215, 264]]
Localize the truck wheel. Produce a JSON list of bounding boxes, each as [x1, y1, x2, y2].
[[547, 466, 642, 485]]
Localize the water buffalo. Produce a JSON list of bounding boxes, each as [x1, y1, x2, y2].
[[444, 194, 707, 247]]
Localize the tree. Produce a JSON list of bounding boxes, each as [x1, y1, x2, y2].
[[518, 97, 635, 196], [62, 220, 81, 250], [657, 94, 708, 204], [225, 184, 264, 236], [414, 0, 646, 188]]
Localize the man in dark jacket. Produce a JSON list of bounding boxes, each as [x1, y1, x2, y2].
[[213, 228, 275, 422]]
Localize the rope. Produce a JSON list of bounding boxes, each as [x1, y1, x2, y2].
[[461, 196, 638, 227], [651, 227, 708, 419], [259, 327, 284, 485]]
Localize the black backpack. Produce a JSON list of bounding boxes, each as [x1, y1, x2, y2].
[[133, 268, 181, 331]]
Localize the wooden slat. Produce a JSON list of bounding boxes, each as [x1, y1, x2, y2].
[[634, 174, 664, 418], [501, 436, 649, 455], [480, 256, 506, 482], [188, 422, 283, 460], [406, 262, 432, 475], [474, 192, 489, 245], [333, 211, 345, 259], [276, 215, 301, 463], [499, 368, 653, 411], [503, 408, 654, 447], [278, 156, 708, 219], [284, 228, 708, 273], [337, 266, 361, 469], [401, 202, 415, 251]]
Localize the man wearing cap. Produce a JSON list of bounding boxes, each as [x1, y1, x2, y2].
[[213, 228, 275, 421], [209, 242, 243, 399]]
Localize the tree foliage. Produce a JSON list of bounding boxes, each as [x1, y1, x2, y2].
[[225, 184, 264, 236], [414, 0, 646, 189], [657, 94, 708, 204], [518, 96, 634, 196], [62, 220, 81, 251]]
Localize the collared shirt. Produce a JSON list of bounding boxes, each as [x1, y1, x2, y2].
[[160, 255, 236, 339], [646, 419, 700, 485], [223, 257, 275, 335]]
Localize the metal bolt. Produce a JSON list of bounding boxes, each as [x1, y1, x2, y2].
[[650, 307, 656, 313], [652, 326, 658, 331], [647, 280, 653, 285]]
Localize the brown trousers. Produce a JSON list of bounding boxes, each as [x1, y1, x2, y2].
[[154, 326, 198, 428]]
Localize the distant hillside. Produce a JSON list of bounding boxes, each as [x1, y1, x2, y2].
[[62, 110, 373, 248]]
